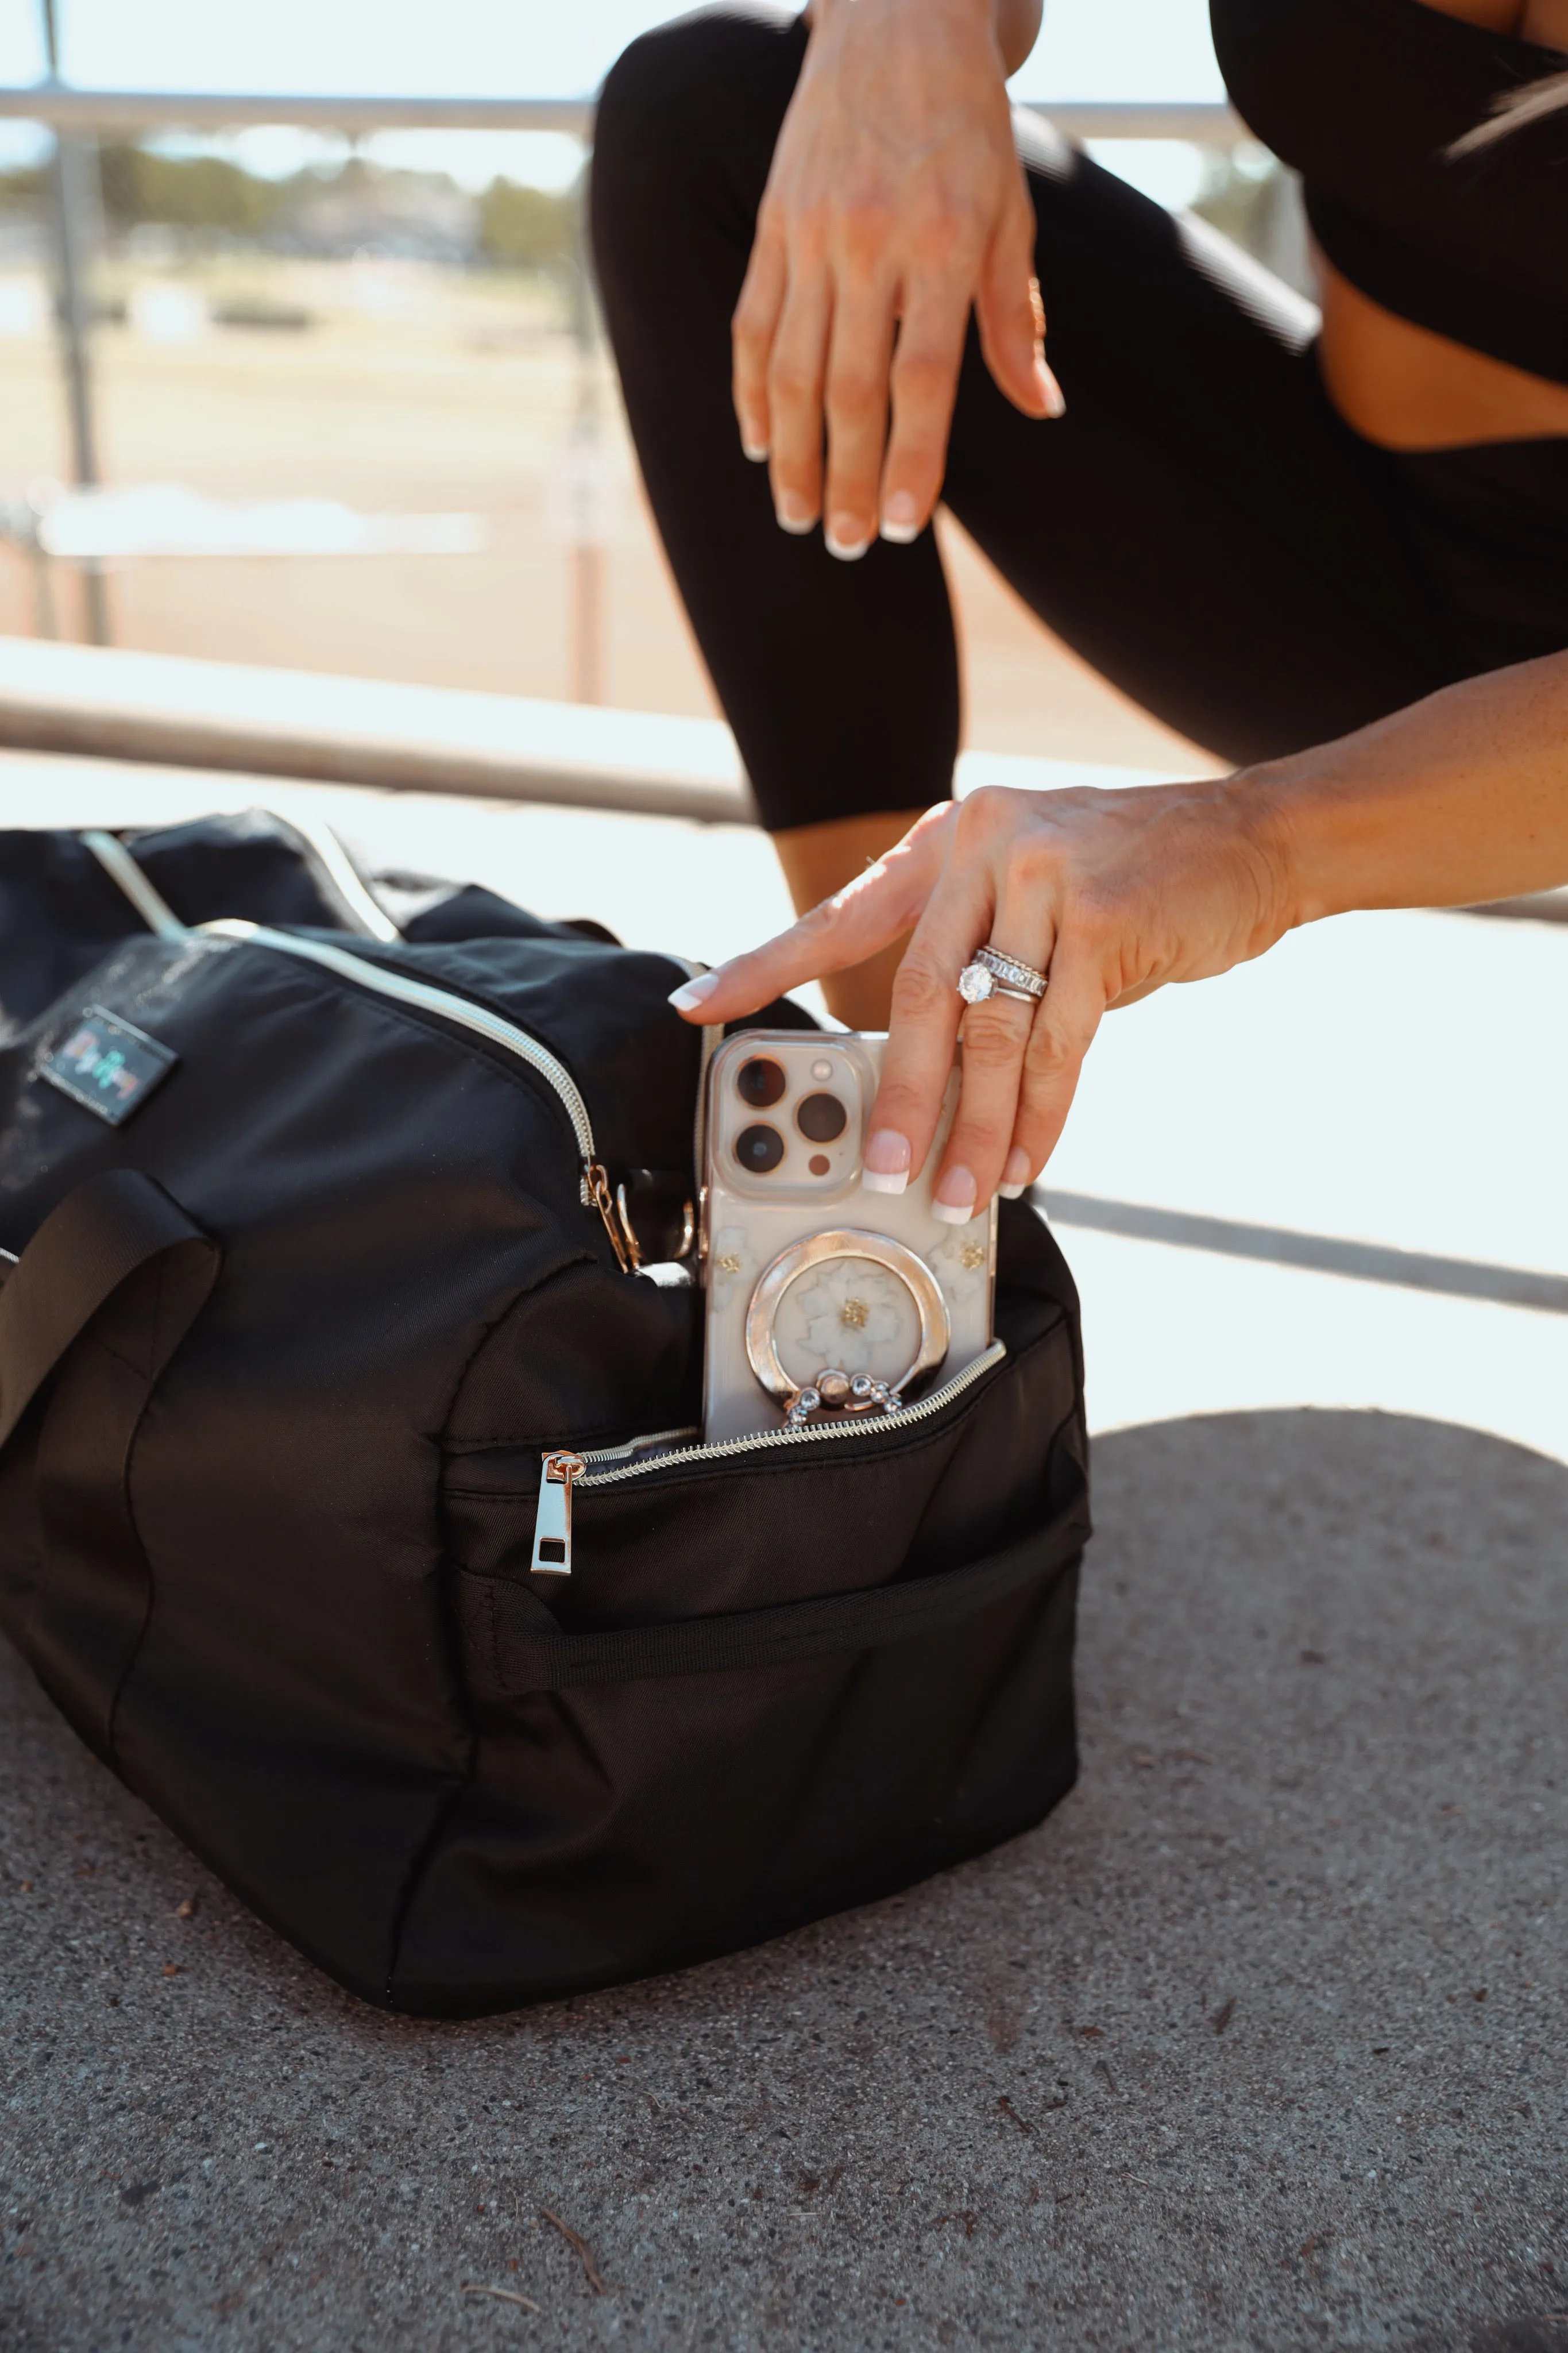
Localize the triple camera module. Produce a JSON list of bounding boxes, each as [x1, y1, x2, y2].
[[733, 1055, 851, 1183]]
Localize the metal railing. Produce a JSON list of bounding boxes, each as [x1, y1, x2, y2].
[[0, 70, 1248, 673], [0, 89, 1243, 141]]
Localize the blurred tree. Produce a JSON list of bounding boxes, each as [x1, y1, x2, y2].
[[0, 161, 48, 210], [477, 178, 576, 271], [96, 144, 283, 237]]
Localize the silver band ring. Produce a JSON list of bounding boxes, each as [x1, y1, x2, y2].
[[957, 943, 1049, 1008]]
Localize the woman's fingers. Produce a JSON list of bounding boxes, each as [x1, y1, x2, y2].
[[1005, 931, 1107, 1181], [731, 226, 787, 462], [930, 993, 1037, 1216], [863, 836, 998, 1189], [929, 856, 1058, 1213], [822, 270, 897, 558], [767, 262, 835, 534], [974, 194, 1062, 421], [879, 283, 970, 542], [669, 808, 953, 1024]]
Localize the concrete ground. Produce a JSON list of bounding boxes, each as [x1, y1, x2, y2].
[[1, 753, 1565, 2350]]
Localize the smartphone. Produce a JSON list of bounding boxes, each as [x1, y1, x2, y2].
[[701, 1031, 997, 1444]]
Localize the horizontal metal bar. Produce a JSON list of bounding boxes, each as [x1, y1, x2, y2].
[[1022, 101, 1245, 142], [1042, 1188, 1568, 1314], [0, 638, 757, 824], [0, 640, 1211, 827], [3, 642, 1564, 928], [0, 87, 594, 133], [0, 86, 1244, 143]]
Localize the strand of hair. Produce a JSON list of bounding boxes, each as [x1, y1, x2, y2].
[[1447, 63, 1568, 156]]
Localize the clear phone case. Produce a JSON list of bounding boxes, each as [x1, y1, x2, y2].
[[701, 1031, 998, 1443]]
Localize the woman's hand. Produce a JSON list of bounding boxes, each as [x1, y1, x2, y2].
[[732, 0, 1060, 560], [669, 780, 1293, 1215]]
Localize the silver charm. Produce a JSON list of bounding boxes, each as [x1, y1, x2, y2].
[[782, 1367, 905, 1428]]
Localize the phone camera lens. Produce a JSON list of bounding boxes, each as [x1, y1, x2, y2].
[[796, 1091, 848, 1143], [735, 1123, 785, 1174], [736, 1057, 786, 1108]]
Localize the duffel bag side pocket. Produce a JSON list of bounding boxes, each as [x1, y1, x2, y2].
[[463, 1497, 1087, 1693], [392, 1474, 1087, 2016]]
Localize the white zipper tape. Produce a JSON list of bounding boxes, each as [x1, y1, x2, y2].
[[197, 920, 705, 1270], [199, 919, 601, 1166]]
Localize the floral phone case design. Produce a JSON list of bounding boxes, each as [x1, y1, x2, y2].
[[701, 1031, 997, 1444]]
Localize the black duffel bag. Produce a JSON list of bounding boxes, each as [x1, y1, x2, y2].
[[0, 822, 1088, 2016]]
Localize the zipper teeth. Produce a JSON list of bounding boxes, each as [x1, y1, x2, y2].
[[199, 919, 598, 1163], [581, 1424, 702, 1467], [578, 1339, 1007, 1488]]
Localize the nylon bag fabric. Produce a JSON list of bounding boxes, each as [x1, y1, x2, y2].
[[0, 817, 1088, 2016]]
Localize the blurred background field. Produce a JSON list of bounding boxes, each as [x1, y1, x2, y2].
[[0, 92, 1307, 774]]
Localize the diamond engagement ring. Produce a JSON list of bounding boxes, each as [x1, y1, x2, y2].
[[956, 944, 1049, 1007]]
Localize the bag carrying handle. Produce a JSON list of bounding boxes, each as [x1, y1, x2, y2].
[[0, 1169, 215, 1451], [78, 816, 401, 943], [0, 1170, 219, 1768], [466, 1494, 1090, 1696]]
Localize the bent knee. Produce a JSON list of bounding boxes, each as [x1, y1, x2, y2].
[[596, 7, 796, 186], [592, 9, 803, 326]]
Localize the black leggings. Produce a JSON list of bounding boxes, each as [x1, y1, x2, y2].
[[590, 5, 1568, 832]]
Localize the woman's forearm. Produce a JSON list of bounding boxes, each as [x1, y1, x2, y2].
[[994, 0, 1045, 76], [802, 0, 1044, 81], [674, 647, 1568, 1205], [1255, 647, 1568, 925]]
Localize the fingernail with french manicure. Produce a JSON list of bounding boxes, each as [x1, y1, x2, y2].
[[741, 436, 770, 462], [667, 971, 720, 1014], [998, 1147, 1033, 1201], [932, 1166, 978, 1224], [862, 1130, 911, 1194], [880, 491, 921, 545], [776, 492, 817, 535], [824, 514, 870, 561], [1038, 357, 1066, 419]]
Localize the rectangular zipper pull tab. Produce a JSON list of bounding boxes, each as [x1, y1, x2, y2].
[[531, 1451, 586, 1575]]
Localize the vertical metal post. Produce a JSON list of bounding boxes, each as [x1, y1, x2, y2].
[[568, 194, 604, 706], [40, 0, 111, 646]]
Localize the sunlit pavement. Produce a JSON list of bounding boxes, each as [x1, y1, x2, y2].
[[6, 745, 1566, 1467], [2, 748, 1564, 2353]]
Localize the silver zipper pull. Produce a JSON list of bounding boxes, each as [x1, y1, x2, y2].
[[531, 1450, 586, 1575]]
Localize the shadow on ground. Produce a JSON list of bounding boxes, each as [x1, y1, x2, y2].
[[1, 1410, 1563, 2353]]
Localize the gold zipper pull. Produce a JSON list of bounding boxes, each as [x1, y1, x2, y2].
[[586, 1160, 634, 1273], [531, 1450, 586, 1575]]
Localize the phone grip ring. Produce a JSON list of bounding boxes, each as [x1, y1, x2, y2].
[[744, 1228, 951, 1412]]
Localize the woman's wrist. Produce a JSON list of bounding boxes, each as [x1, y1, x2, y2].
[[1229, 757, 1327, 936], [805, 0, 1034, 72]]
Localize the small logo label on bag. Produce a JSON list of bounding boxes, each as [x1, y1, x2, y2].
[[40, 1005, 179, 1127]]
